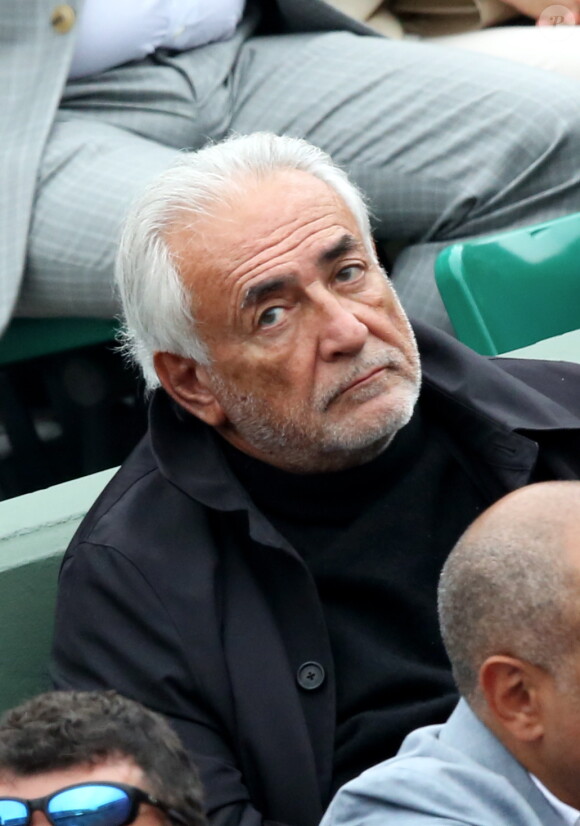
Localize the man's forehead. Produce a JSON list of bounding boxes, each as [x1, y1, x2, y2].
[[170, 169, 365, 311], [171, 169, 357, 255], [0, 756, 146, 797], [222, 168, 348, 223]]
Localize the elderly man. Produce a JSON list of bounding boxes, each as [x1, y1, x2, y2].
[[321, 480, 580, 824], [52, 134, 580, 826], [0, 690, 205, 826]]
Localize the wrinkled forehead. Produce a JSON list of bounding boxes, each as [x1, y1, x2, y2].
[[168, 167, 339, 237], [166, 169, 369, 317]]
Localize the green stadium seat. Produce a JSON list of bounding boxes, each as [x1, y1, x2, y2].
[[0, 318, 118, 367], [435, 212, 580, 356], [0, 467, 116, 713]]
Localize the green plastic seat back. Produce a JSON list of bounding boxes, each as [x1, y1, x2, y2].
[[0, 318, 118, 366], [435, 212, 580, 355], [0, 556, 62, 708], [0, 468, 116, 713]]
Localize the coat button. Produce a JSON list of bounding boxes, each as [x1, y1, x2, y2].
[[51, 5, 76, 33], [297, 661, 325, 690]]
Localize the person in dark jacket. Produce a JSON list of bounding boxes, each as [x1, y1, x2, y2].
[[52, 133, 580, 826]]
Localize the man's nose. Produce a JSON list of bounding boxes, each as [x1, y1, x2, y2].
[[316, 292, 368, 361], [30, 812, 51, 826]]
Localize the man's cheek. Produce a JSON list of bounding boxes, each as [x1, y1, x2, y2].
[[225, 361, 293, 397]]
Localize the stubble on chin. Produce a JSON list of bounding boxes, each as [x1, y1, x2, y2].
[[208, 363, 421, 473]]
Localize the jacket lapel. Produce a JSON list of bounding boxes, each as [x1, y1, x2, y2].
[[275, 0, 378, 34]]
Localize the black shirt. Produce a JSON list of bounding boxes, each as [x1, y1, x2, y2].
[[222, 404, 491, 792]]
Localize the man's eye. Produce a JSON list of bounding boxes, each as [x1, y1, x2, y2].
[[335, 266, 362, 283], [258, 306, 285, 327]]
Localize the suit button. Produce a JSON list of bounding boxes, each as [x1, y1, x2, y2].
[[51, 5, 76, 33], [297, 661, 325, 690]]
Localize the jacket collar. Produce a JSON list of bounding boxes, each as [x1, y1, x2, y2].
[[441, 700, 567, 826], [416, 320, 580, 496], [149, 393, 296, 550], [274, 0, 376, 35], [416, 320, 580, 432]]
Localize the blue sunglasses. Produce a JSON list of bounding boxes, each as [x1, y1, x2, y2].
[[0, 782, 186, 826]]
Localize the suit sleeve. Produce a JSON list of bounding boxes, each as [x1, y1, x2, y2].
[[320, 759, 547, 826], [50, 541, 283, 826]]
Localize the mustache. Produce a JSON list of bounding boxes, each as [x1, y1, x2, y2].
[[318, 348, 411, 411]]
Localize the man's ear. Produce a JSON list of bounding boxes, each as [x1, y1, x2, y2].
[[154, 351, 226, 427], [479, 655, 546, 743]]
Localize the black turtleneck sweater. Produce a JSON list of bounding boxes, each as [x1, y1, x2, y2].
[[221, 404, 491, 793]]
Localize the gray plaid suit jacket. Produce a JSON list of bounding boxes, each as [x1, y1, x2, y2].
[[1, 1, 80, 334]]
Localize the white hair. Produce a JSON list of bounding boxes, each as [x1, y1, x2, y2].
[[115, 132, 375, 389]]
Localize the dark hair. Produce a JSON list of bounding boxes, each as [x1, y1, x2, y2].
[[0, 690, 205, 826]]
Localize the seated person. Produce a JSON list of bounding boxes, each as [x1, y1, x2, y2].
[[322, 480, 580, 825], [0, 690, 205, 826], [51, 134, 580, 826], [5, 0, 580, 339]]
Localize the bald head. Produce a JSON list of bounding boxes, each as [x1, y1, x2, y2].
[[438, 481, 580, 706], [469, 481, 580, 555]]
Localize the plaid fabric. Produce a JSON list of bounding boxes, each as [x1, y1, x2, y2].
[[6, 0, 580, 334]]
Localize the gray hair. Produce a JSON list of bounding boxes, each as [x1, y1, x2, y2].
[[438, 481, 580, 708], [116, 132, 375, 389]]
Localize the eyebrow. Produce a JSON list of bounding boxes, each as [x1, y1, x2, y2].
[[317, 233, 360, 265], [241, 234, 362, 310], [242, 275, 298, 310]]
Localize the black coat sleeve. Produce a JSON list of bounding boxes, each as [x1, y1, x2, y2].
[[50, 541, 282, 826]]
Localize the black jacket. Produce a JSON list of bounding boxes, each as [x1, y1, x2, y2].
[[51, 324, 580, 826]]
